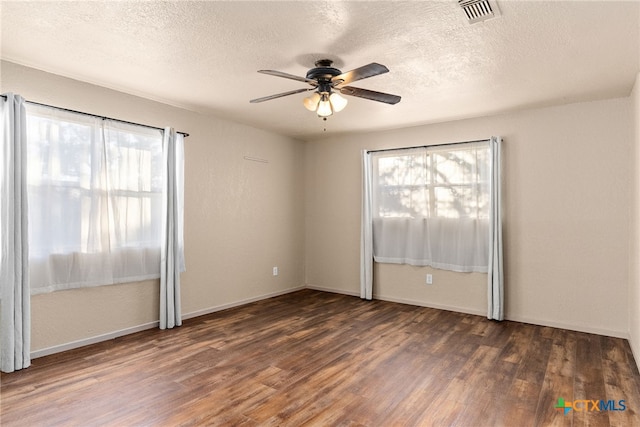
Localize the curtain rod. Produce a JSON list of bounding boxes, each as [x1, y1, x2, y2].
[[366, 138, 490, 154], [1, 94, 189, 137]]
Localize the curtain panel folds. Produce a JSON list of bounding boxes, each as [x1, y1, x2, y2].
[[372, 217, 489, 272], [159, 128, 184, 329], [360, 150, 374, 300], [360, 138, 504, 318], [0, 93, 31, 373], [488, 136, 504, 320], [0, 94, 186, 373], [25, 105, 167, 293]]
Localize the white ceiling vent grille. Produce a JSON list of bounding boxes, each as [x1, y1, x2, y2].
[[458, 0, 501, 24]]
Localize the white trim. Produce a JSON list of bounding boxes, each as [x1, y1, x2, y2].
[[504, 314, 629, 340], [181, 286, 305, 320], [373, 294, 486, 317], [31, 321, 159, 359], [305, 284, 360, 298], [31, 285, 305, 359], [310, 286, 630, 339], [308, 285, 486, 316], [30, 285, 631, 359]]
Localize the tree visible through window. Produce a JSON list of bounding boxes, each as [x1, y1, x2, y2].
[[374, 144, 489, 219], [370, 141, 491, 272]]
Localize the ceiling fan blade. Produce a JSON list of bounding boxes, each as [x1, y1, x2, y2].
[[250, 88, 313, 103], [332, 63, 389, 86], [339, 86, 401, 105], [258, 70, 317, 85]]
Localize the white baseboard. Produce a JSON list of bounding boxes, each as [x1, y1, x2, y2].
[[306, 286, 631, 340], [30, 285, 631, 360], [31, 321, 159, 359], [372, 294, 486, 317], [305, 284, 360, 297], [31, 285, 306, 359], [504, 314, 629, 340], [181, 286, 306, 320], [305, 284, 485, 316]]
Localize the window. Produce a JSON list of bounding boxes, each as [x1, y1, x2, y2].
[[26, 104, 166, 293], [370, 142, 490, 272], [373, 144, 489, 219]]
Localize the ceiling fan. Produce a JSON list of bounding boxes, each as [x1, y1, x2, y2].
[[250, 59, 401, 118]]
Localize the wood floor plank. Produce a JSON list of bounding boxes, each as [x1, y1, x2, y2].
[[2, 289, 639, 427], [601, 336, 640, 427], [573, 333, 609, 427]]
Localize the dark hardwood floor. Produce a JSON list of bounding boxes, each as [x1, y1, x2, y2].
[[2, 289, 639, 426]]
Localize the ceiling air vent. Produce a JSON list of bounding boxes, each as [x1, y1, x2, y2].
[[458, 0, 501, 24]]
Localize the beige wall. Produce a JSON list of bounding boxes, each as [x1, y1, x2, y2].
[[631, 72, 640, 362], [2, 59, 637, 356], [1, 61, 306, 353], [305, 97, 632, 337]]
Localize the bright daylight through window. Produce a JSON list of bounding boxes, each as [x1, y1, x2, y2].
[[370, 141, 490, 272], [26, 104, 165, 294]]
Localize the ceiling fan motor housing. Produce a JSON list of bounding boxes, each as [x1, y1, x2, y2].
[[307, 59, 342, 92]]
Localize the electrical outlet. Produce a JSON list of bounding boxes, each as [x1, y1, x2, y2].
[[273, 266, 278, 276], [426, 274, 433, 285]]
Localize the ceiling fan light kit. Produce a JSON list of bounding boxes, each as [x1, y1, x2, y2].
[[250, 59, 401, 119], [329, 92, 348, 112], [304, 91, 348, 117], [303, 92, 321, 112]]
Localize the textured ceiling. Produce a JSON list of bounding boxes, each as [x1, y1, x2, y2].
[[1, 1, 639, 140]]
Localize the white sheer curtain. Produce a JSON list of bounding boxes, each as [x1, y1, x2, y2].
[[0, 93, 31, 372], [25, 104, 165, 293], [360, 150, 373, 300], [488, 136, 504, 320], [372, 217, 489, 271], [159, 128, 184, 329], [370, 142, 490, 272], [361, 139, 504, 318]]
